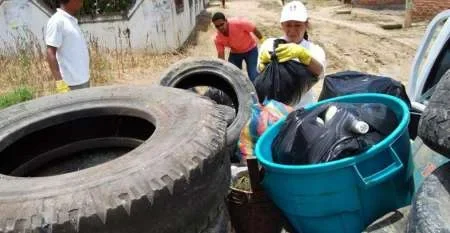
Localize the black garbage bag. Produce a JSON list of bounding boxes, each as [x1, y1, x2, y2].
[[318, 71, 411, 107], [271, 103, 398, 165], [254, 39, 318, 106], [203, 87, 235, 107]]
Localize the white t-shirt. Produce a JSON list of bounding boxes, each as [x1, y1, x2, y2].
[[258, 37, 327, 108], [45, 9, 89, 86]]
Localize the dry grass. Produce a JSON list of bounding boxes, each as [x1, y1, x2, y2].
[[0, 31, 53, 97], [0, 29, 196, 99], [0, 9, 216, 103]]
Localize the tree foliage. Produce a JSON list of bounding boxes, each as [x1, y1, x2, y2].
[[42, 0, 136, 16]]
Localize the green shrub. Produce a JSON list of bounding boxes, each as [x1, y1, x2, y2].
[[0, 87, 34, 109], [42, 0, 136, 16]]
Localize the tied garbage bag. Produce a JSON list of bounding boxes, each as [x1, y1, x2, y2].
[[188, 87, 235, 107], [317, 71, 419, 139], [238, 99, 293, 163], [254, 39, 318, 106], [272, 102, 398, 165], [203, 87, 235, 107], [319, 71, 411, 107]]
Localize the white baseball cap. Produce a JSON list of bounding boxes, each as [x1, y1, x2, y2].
[[280, 1, 308, 23]]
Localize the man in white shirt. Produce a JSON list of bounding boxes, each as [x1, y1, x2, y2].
[[46, 0, 90, 93]]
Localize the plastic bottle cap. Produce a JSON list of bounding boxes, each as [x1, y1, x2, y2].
[[352, 121, 370, 134]]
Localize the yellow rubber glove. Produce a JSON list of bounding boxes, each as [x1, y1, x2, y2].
[[275, 43, 312, 65], [55, 80, 70, 93], [258, 49, 271, 72]]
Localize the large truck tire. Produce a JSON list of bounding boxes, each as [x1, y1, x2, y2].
[[159, 58, 258, 162], [418, 69, 450, 157], [0, 86, 230, 233], [407, 162, 450, 233]]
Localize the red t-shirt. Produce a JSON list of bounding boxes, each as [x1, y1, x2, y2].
[[214, 18, 257, 54]]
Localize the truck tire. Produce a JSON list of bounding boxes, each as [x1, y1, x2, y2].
[[159, 58, 258, 162], [216, 104, 236, 126], [363, 207, 410, 233], [407, 162, 450, 233], [0, 86, 230, 233], [418, 69, 450, 157]]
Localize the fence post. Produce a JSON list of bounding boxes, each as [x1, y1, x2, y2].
[[404, 0, 413, 28]]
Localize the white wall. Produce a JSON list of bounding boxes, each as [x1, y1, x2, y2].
[[0, 0, 208, 52], [0, 0, 50, 49]]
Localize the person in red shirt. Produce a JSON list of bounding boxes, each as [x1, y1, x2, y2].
[[212, 12, 265, 82]]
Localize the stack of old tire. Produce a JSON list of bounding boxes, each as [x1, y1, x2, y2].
[[159, 58, 258, 162], [364, 70, 450, 233], [0, 58, 256, 233]]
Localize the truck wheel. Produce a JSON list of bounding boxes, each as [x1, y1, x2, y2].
[[159, 58, 258, 162], [216, 104, 236, 126], [0, 86, 230, 233], [407, 162, 450, 233], [418, 69, 450, 157], [363, 207, 410, 233]]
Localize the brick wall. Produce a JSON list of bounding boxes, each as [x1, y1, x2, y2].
[[412, 0, 450, 21], [352, 0, 405, 5]]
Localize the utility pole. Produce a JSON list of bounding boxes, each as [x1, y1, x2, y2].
[[404, 0, 413, 28]]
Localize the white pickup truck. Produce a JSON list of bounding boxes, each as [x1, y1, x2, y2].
[[364, 9, 450, 233], [407, 9, 449, 185]]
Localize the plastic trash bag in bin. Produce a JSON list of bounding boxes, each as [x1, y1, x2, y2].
[[272, 102, 398, 165], [254, 39, 318, 106], [318, 71, 411, 107]]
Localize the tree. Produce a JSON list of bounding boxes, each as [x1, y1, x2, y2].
[[41, 0, 136, 17]]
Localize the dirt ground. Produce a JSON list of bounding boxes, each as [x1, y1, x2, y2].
[[117, 0, 427, 96]]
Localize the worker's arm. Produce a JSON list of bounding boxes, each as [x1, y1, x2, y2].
[[46, 19, 70, 93], [253, 27, 264, 41], [46, 46, 62, 81], [47, 46, 70, 93], [306, 58, 323, 77], [215, 39, 226, 60], [275, 43, 323, 77], [218, 49, 225, 60]]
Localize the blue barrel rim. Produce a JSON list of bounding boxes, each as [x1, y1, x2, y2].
[[255, 93, 410, 173]]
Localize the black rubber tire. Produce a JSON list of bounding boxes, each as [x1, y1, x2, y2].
[[159, 58, 258, 158], [0, 86, 230, 233], [407, 162, 450, 233], [216, 104, 236, 126], [418, 69, 450, 157], [363, 207, 410, 233]]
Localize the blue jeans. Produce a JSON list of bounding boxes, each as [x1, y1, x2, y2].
[[228, 46, 258, 82]]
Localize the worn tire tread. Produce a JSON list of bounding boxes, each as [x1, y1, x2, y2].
[[407, 162, 450, 233], [418, 69, 450, 157], [0, 86, 230, 233]]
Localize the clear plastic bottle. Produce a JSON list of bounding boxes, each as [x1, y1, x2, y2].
[[325, 105, 369, 134]]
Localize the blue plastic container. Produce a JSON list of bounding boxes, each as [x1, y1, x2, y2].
[[255, 94, 414, 233]]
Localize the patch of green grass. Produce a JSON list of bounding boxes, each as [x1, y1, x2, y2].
[[0, 87, 34, 109]]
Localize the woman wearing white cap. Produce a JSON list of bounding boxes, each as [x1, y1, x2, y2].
[[257, 1, 326, 107]]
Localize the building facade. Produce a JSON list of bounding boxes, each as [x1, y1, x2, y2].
[[411, 0, 450, 21], [0, 0, 209, 52]]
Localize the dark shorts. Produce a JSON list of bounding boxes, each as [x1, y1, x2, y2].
[[69, 81, 90, 90]]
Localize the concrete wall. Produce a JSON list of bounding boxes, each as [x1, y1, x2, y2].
[[0, 0, 208, 52], [0, 0, 51, 48], [412, 0, 450, 21]]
